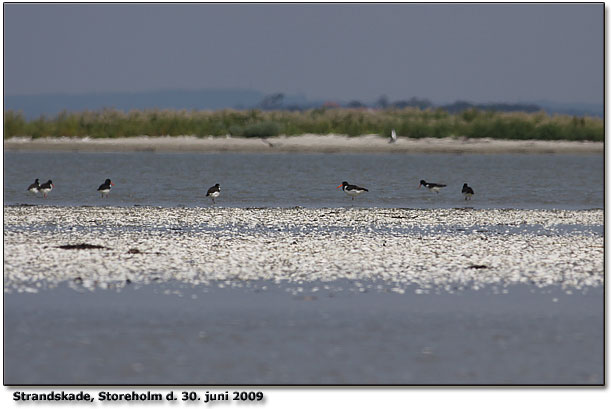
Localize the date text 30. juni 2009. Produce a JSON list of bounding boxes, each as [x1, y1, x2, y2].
[[13, 390, 265, 403]]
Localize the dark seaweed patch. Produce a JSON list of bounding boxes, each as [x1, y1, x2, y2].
[[58, 243, 109, 250]]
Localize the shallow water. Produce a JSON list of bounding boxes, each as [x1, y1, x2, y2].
[[3, 151, 604, 386], [3, 151, 603, 209], [4, 282, 603, 385]]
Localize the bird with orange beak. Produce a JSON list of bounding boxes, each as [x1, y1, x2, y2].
[[337, 181, 368, 200]]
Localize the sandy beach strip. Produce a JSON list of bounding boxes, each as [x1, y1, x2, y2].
[[4, 206, 603, 294], [4, 134, 604, 154]]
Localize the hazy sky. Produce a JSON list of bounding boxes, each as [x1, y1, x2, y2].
[[3, 3, 603, 104]]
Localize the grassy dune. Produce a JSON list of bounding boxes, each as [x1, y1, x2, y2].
[[3, 107, 604, 141]]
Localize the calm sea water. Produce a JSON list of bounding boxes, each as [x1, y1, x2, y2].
[[4, 283, 603, 384], [3, 151, 603, 209], [4, 151, 604, 385]]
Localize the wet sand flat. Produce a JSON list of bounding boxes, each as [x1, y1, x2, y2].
[[3, 206, 603, 293], [3, 206, 603, 384], [4, 134, 604, 154]]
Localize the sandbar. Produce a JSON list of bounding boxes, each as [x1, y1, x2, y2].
[[3, 134, 604, 154], [4, 206, 603, 293]]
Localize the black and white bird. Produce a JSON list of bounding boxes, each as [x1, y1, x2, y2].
[[389, 128, 397, 144], [337, 181, 368, 200], [39, 180, 54, 198], [97, 179, 115, 197], [206, 183, 221, 204], [419, 180, 447, 193], [27, 178, 40, 194], [462, 183, 474, 200]]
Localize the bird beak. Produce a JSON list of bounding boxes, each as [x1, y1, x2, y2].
[[111, 182, 115, 186], [337, 184, 342, 189], [52, 183, 55, 188]]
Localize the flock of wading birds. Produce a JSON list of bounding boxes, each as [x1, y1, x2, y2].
[[25, 178, 475, 204], [336, 180, 474, 201]]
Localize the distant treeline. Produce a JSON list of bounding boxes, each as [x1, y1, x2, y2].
[[342, 96, 542, 114], [3, 107, 603, 141]]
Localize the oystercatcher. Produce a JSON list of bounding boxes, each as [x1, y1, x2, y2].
[[206, 183, 221, 204], [337, 181, 368, 200], [462, 183, 474, 200], [419, 180, 446, 193], [39, 180, 54, 198], [27, 179, 40, 194], [97, 179, 115, 197]]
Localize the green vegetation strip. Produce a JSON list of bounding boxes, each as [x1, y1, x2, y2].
[[4, 108, 603, 141]]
